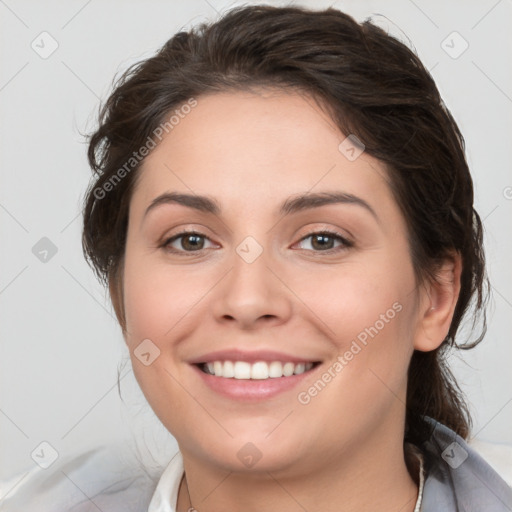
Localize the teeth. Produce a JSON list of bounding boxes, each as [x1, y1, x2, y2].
[[293, 363, 306, 375], [250, 361, 268, 380], [202, 361, 315, 379], [283, 362, 295, 376], [234, 361, 251, 379], [268, 361, 283, 378], [223, 360, 235, 378]]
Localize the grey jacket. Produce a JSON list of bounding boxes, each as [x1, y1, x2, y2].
[[1, 417, 511, 511], [421, 418, 512, 511]]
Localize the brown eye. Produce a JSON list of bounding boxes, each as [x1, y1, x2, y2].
[[296, 230, 353, 252], [311, 233, 336, 251], [162, 231, 214, 253]]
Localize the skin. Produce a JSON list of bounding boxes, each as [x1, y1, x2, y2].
[[111, 89, 461, 512]]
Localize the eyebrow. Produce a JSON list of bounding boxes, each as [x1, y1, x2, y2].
[[143, 191, 378, 222]]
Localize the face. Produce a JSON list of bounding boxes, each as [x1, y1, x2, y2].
[[120, 89, 428, 475]]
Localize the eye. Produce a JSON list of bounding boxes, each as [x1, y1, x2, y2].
[[294, 230, 353, 253], [161, 231, 215, 254], [160, 229, 353, 256]]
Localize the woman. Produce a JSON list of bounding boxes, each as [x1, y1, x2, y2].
[[4, 4, 511, 511]]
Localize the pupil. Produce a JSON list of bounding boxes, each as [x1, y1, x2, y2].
[[184, 234, 203, 250], [312, 234, 333, 250]]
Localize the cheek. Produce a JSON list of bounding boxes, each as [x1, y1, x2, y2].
[[122, 249, 198, 344], [296, 281, 416, 439], [300, 259, 413, 340], [302, 257, 418, 399]]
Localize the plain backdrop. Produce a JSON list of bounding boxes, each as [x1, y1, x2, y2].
[[1, 0, 511, 483]]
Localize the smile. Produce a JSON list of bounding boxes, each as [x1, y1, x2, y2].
[[199, 360, 318, 379], [192, 359, 322, 401]]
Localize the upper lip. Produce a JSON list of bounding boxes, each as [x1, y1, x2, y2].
[[187, 349, 322, 365]]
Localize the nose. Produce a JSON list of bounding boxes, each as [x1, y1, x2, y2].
[[210, 240, 293, 331]]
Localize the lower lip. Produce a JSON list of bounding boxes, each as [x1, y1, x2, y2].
[[191, 364, 317, 401]]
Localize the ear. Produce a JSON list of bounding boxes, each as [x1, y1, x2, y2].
[[108, 262, 127, 337], [413, 251, 462, 352]]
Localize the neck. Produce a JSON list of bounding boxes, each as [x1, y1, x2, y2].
[[176, 423, 419, 512]]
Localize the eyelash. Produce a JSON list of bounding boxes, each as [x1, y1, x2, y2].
[[160, 229, 353, 256]]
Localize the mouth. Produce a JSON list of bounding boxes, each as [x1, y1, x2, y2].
[[195, 360, 322, 379], [192, 359, 322, 401], [188, 349, 324, 401]]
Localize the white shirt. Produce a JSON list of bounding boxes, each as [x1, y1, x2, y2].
[[147, 451, 184, 512]]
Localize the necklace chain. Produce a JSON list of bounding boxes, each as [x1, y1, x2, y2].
[[184, 474, 194, 511]]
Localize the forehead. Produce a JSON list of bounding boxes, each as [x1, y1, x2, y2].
[[130, 89, 392, 219]]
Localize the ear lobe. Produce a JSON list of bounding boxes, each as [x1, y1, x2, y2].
[[413, 251, 462, 352]]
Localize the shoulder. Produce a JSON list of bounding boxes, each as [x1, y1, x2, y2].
[[0, 442, 160, 512], [420, 417, 512, 512]]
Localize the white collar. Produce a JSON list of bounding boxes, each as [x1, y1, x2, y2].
[[148, 451, 184, 512], [414, 451, 426, 512]]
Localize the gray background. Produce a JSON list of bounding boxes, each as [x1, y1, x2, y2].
[[1, 0, 511, 485]]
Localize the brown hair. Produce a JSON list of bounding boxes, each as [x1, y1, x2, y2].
[[82, 5, 488, 446]]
